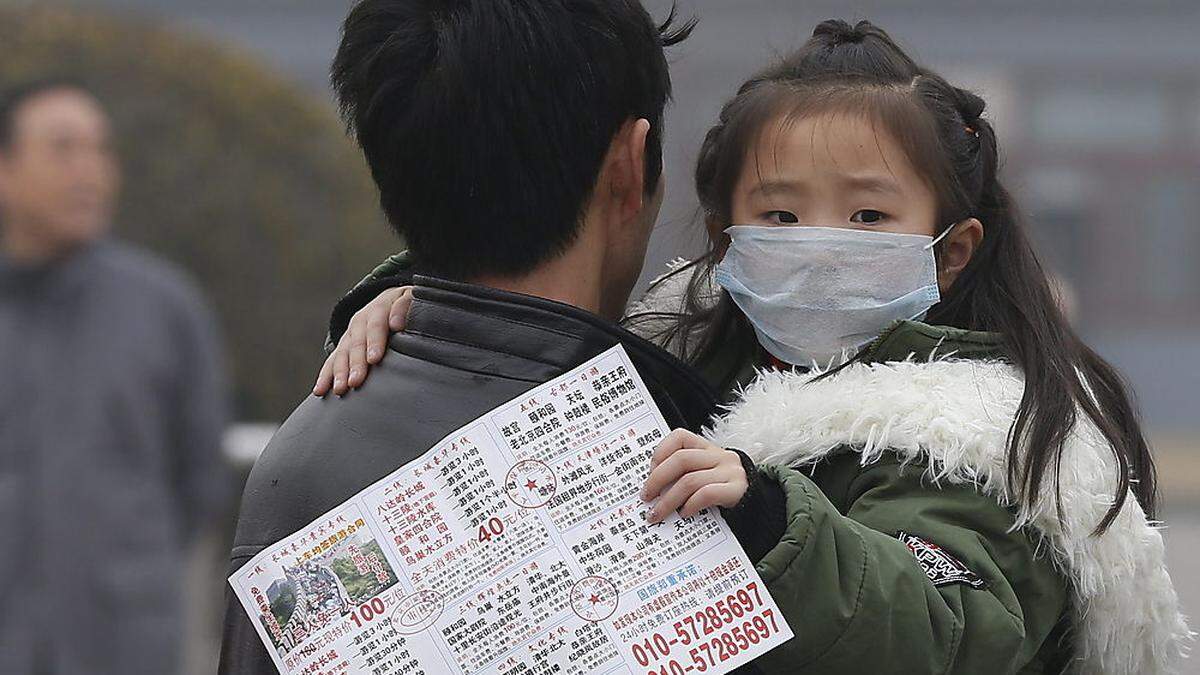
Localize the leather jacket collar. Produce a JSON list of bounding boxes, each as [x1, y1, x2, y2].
[[393, 275, 719, 429]]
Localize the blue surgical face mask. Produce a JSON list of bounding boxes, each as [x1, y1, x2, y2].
[[714, 224, 955, 368]]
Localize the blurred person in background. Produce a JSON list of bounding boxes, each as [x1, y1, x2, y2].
[[0, 78, 229, 675]]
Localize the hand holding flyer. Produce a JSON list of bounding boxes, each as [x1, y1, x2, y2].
[[230, 345, 793, 674]]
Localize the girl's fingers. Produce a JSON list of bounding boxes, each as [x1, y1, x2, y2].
[[342, 317, 370, 390], [316, 287, 408, 397], [642, 448, 722, 501], [364, 302, 389, 367], [650, 428, 711, 469], [331, 333, 352, 396], [347, 332, 370, 389], [313, 352, 337, 396], [360, 287, 406, 361], [678, 482, 745, 518], [388, 287, 414, 332], [647, 468, 722, 523]]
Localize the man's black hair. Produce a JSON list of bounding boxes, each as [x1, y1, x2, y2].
[[0, 76, 93, 149], [331, 0, 694, 280]]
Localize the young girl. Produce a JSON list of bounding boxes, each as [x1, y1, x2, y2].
[[315, 20, 1190, 673]]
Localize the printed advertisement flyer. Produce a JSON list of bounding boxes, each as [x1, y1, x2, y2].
[[229, 345, 793, 675]]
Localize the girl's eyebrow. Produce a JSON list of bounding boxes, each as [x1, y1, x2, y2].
[[840, 173, 902, 196], [748, 179, 805, 197]]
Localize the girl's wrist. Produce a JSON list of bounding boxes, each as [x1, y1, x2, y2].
[[720, 449, 787, 564]]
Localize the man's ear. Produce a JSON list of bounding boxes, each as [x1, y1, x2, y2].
[[604, 118, 651, 222], [937, 217, 984, 292]]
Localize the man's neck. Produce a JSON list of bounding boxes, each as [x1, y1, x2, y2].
[[473, 229, 610, 319]]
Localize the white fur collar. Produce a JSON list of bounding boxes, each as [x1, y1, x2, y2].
[[705, 358, 1192, 674]]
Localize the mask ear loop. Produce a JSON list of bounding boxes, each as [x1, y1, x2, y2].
[[924, 222, 959, 250]]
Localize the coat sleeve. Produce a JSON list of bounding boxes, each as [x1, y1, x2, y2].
[[749, 459, 1069, 674]]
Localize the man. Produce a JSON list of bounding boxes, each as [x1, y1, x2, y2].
[[0, 79, 229, 675], [217, 1, 757, 671]]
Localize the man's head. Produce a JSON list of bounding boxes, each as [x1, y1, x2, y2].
[[0, 79, 119, 262], [331, 0, 691, 313]]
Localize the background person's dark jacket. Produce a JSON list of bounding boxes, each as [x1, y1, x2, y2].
[[218, 275, 724, 673], [0, 240, 229, 675]]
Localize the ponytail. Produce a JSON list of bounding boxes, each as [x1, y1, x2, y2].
[[924, 79, 1156, 529]]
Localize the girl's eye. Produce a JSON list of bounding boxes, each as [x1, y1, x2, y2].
[[849, 208, 888, 224], [850, 209, 888, 225], [764, 210, 799, 225]]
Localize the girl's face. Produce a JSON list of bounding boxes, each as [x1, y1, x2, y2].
[[729, 111, 938, 237]]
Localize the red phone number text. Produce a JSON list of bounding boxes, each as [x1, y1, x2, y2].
[[630, 581, 782, 674]]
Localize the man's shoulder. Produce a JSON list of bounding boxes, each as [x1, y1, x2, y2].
[[233, 388, 427, 556], [233, 352, 538, 550]]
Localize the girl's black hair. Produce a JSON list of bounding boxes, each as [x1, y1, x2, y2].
[[633, 19, 1156, 533]]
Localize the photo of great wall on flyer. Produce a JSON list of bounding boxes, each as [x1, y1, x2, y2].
[[244, 511, 399, 658]]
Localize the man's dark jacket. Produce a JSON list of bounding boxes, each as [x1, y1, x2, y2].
[[218, 275, 720, 673]]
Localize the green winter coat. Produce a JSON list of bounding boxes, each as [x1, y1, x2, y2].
[[729, 322, 1072, 674], [702, 317, 1188, 674]]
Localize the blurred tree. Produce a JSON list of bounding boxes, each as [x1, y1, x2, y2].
[[0, 5, 397, 421]]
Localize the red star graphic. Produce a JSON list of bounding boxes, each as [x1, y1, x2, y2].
[[589, 593, 601, 604], [525, 479, 539, 490]]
